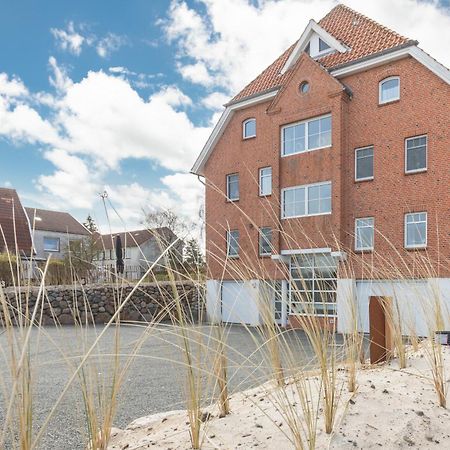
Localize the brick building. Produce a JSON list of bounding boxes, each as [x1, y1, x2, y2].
[[191, 5, 450, 334]]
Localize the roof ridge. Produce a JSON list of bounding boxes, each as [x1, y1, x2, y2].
[[320, 4, 409, 41]]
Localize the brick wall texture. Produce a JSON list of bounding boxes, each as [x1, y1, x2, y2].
[[204, 54, 450, 280]]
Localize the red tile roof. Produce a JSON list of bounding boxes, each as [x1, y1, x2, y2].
[[230, 4, 413, 103], [0, 188, 33, 257], [25, 208, 90, 236]]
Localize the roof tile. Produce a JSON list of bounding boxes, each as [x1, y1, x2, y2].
[[231, 4, 412, 102]]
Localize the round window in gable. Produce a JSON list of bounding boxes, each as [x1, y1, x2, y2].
[[299, 81, 310, 94]]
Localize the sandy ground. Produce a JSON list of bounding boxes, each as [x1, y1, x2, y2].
[[108, 344, 450, 449]]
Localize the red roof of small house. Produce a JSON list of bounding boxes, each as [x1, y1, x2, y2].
[[25, 208, 90, 236], [230, 4, 413, 103], [0, 188, 33, 257]]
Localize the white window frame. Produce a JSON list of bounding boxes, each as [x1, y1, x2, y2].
[[405, 134, 427, 174], [242, 118, 256, 139], [281, 113, 332, 157], [259, 167, 272, 196], [404, 212, 427, 249], [281, 181, 332, 219], [226, 230, 239, 258], [43, 236, 60, 252], [379, 76, 400, 104], [226, 173, 239, 201], [289, 254, 337, 318], [259, 227, 272, 256], [355, 145, 374, 181], [355, 217, 374, 251]]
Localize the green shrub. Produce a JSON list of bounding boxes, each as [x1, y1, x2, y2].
[[0, 253, 19, 287]]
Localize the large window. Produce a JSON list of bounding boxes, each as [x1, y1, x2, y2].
[[379, 76, 400, 104], [226, 230, 239, 257], [243, 118, 256, 139], [405, 135, 427, 173], [44, 237, 60, 252], [226, 173, 239, 201], [355, 217, 374, 251], [282, 181, 331, 218], [405, 212, 427, 248], [259, 227, 272, 256], [355, 146, 374, 181], [259, 167, 272, 196], [281, 114, 331, 156], [289, 254, 337, 317]]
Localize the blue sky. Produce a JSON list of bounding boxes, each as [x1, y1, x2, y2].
[[0, 0, 449, 234]]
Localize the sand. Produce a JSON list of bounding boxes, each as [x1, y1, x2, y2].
[[108, 345, 450, 449]]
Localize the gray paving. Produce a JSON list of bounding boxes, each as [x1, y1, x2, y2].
[[0, 324, 328, 449]]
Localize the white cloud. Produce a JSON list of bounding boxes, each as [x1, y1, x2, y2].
[[50, 22, 126, 59], [96, 33, 127, 58], [51, 22, 87, 55], [37, 150, 100, 209], [2, 180, 12, 188], [0, 73, 28, 97], [178, 62, 214, 86], [201, 92, 228, 110], [163, 0, 450, 95], [0, 58, 210, 213]]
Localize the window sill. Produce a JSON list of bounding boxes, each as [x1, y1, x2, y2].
[[226, 199, 239, 203], [259, 254, 272, 258], [405, 169, 427, 175], [281, 144, 332, 158], [282, 212, 332, 220], [355, 177, 374, 183], [242, 135, 256, 141], [378, 98, 400, 107], [405, 246, 427, 251], [259, 193, 272, 198], [227, 255, 240, 259], [44, 249, 60, 253]]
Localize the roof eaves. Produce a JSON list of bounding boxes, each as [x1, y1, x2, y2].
[[224, 85, 281, 107]]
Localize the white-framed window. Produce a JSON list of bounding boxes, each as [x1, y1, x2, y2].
[[405, 212, 427, 249], [355, 146, 374, 181], [226, 173, 239, 201], [243, 118, 256, 139], [289, 253, 337, 317], [44, 237, 60, 252], [355, 217, 374, 251], [405, 135, 427, 173], [282, 181, 331, 219], [226, 230, 239, 257], [379, 76, 400, 104], [281, 114, 331, 156], [259, 167, 272, 196], [259, 227, 272, 256]]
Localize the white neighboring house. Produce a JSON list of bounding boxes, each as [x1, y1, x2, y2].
[[25, 208, 91, 261], [94, 228, 182, 280]]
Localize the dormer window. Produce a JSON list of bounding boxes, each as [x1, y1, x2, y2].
[[379, 76, 400, 104], [243, 118, 256, 139], [319, 38, 330, 53]]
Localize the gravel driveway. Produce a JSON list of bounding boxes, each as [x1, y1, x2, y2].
[[0, 324, 322, 449]]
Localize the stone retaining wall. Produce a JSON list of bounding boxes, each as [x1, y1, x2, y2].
[[1, 281, 204, 325]]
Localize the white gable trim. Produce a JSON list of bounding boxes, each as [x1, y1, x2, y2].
[[331, 45, 450, 84], [281, 20, 347, 75], [191, 89, 278, 175]]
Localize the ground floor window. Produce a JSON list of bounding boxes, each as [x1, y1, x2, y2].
[[289, 253, 337, 317]]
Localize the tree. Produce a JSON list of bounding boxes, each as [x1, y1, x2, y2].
[[184, 238, 205, 273], [83, 214, 98, 233], [143, 209, 193, 238]]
